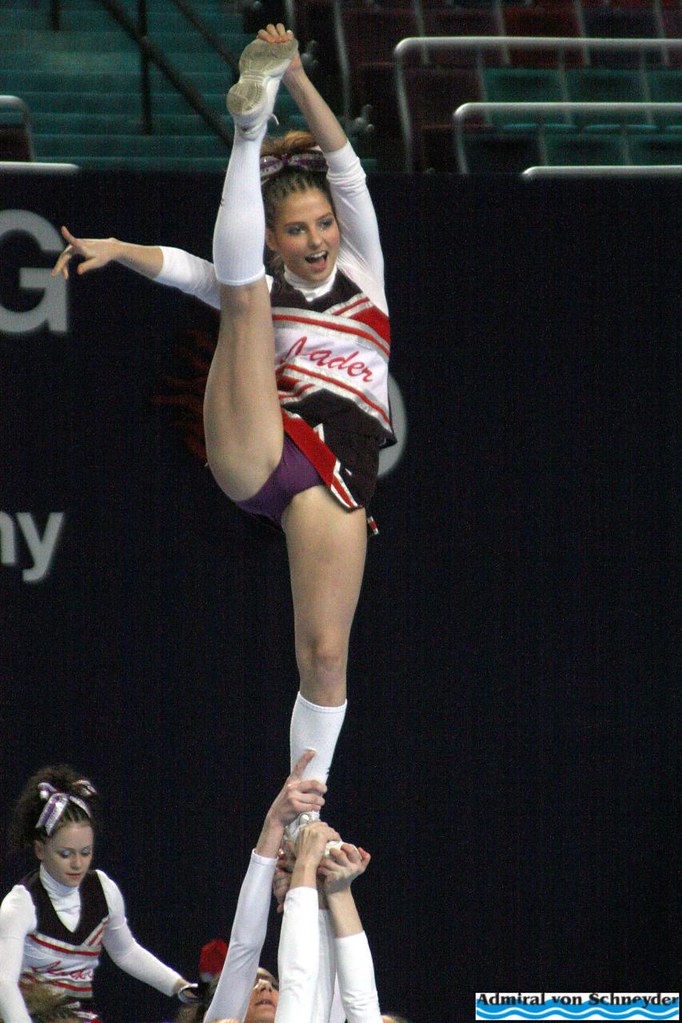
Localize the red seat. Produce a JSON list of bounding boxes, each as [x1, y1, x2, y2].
[[423, 7, 503, 70], [337, 6, 421, 132], [400, 65, 484, 170], [502, 3, 584, 68]]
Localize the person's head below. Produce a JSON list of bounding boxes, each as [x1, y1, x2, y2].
[[260, 131, 340, 286], [243, 968, 278, 1023], [381, 1015, 414, 1023], [10, 765, 99, 889]]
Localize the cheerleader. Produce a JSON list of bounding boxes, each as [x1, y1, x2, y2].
[[275, 820, 381, 1023], [52, 23, 395, 818], [0, 766, 197, 1023]]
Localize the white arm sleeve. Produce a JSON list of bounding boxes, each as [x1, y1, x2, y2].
[[275, 888, 320, 1023], [324, 143, 388, 316], [204, 852, 277, 1023], [311, 910, 337, 1023], [99, 872, 183, 995], [0, 887, 35, 1023], [335, 932, 382, 1023], [156, 247, 221, 310]]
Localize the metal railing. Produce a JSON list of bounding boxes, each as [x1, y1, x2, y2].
[[394, 36, 682, 172], [523, 164, 682, 177], [453, 100, 682, 171]]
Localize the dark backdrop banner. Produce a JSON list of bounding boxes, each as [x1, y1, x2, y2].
[[0, 172, 678, 1022]]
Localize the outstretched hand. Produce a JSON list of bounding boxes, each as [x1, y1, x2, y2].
[[317, 842, 371, 895], [265, 749, 326, 831], [51, 226, 120, 279], [256, 22, 303, 74]]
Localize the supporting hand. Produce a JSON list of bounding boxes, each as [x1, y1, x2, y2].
[[318, 842, 370, 894], [265, 749, 326, 831]]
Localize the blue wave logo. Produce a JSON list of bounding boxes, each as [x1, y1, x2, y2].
[[475, 994, 679, 1021]]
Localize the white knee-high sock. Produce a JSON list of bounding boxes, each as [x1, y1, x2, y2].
[[212, 127, 267, 286], [290, 692, 348, 784]]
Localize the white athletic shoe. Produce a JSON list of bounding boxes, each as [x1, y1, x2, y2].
[[284, 809, 319, 845], [227, 36, 299, 139]]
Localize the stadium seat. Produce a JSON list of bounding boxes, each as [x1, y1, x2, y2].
[[630, 131, 682, 164], [581, 4, 662, 68], [401, 66, 484, 170], [543, 129, 626, 165], [336, 4, 421, 135], [455, 128, 542, 173], [502, 2, 584, 68], [566, 67, 648, 125], [422, 6, 503, 68]]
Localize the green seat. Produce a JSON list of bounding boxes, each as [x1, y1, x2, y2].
[[544, 130, 626, 166], [646, 70, 682, 129], [483, 68, 566, 105], [630, 132, 682, 165], [482, 67, 569, 130], [457, 130, 542, 173], [566, 68, 648, 127]]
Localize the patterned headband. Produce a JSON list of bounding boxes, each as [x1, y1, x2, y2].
[[260, 149, 328, 182], [36, 780, 96, 836]]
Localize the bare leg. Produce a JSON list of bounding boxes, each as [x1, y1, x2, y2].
[[204, 280, 283, 501], [283, 487, 368, 708]]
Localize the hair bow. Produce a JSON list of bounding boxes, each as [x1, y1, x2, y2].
[[260, 150, 328, 181], [36, 780, 94, 836]]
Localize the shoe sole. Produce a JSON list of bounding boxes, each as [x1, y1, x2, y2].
[[227, 37, 299, 119]]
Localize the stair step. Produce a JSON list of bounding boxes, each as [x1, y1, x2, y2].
[[69, 155, 229, 171], [19, 90, 207, 116], [35, 131, 229, 158], [32, 111, 228, 135], [0, 28, 250, 54], [0, 8, 242, 33], [0, 30, 133, 52], [2, 68, 235, 94], [0, 51, 140, 72]]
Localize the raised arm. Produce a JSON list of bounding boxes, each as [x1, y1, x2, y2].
[[259, 25, 387, 309], [320, 844, 382, 1023], [258, 24, 348, 155], [52, 226, 221, 309], [52, 226, 164, 280], [204, 753, 326, 1023]]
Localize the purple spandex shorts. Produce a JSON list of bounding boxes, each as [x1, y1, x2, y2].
[[235, 434, 322, 527]]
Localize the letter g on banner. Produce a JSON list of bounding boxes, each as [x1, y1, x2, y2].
[[0, 210, 67, 335]]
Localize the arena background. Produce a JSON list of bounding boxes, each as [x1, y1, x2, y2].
[[0, 171, 678, 1021]]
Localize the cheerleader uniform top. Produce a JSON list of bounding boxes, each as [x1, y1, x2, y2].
[[154, 141, 396, 522], [0, 866, 183, 1023]]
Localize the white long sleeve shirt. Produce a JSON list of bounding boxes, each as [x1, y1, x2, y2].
[[275, 888, 381, 1023], [0, 867, 183, 1023]]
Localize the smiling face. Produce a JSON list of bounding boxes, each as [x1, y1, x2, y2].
[[265, 187, 340, 284], [34, 821, 94, 888], [243, 970, 279, 1023]]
